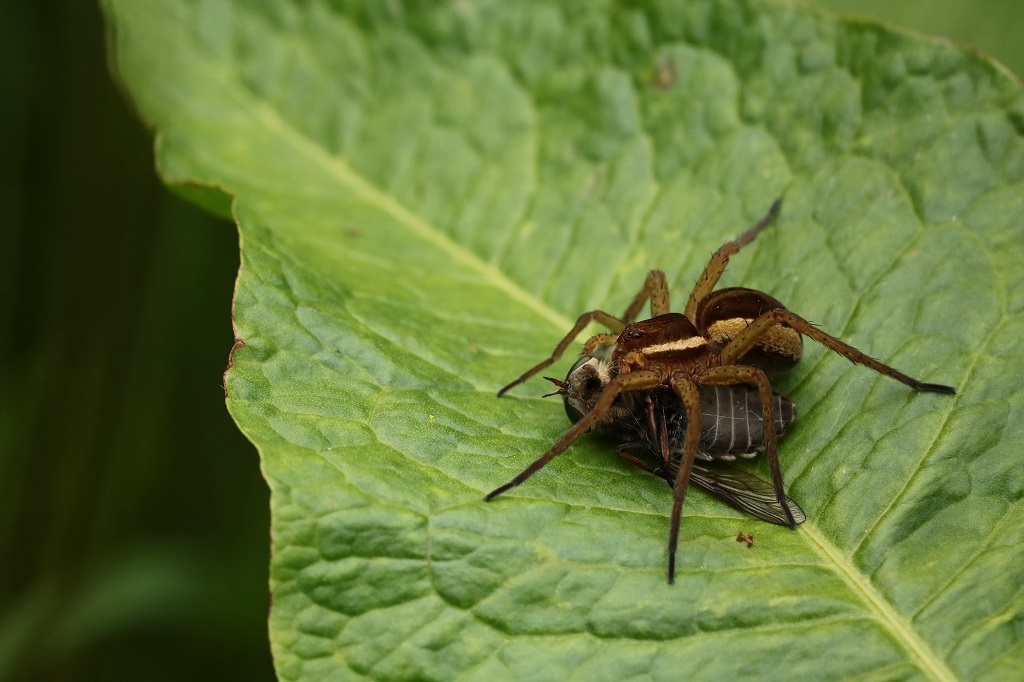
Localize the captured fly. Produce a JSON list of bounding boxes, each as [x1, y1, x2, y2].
[[547, 354, 806, 527]]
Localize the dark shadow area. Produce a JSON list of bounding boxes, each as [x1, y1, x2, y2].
[[0, 1, 274, 679]]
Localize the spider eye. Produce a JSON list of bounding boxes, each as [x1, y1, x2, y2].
[[625, 329, 642, 340]]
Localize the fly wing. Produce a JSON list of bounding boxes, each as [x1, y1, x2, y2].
[[689, 463, 806, 526]]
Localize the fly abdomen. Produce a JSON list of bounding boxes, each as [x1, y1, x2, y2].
[[664, 385, 795, 460]]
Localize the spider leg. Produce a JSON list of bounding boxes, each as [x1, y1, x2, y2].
[[580, 333, 620, 358], [499, 268, 674, 396], [486, 370, 662, 499], [621, 269, 671, 322], [684, 199, 781, 323], [497, 310, 626, 396], [719, 309, 956, 394], [697, 364, 798, 529], [665, 376, 704, 584]]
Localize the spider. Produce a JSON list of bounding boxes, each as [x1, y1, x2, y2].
[[486, 198, 956, 583]]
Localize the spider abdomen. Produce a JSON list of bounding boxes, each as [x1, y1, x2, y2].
[[698, 287, 803, 375]]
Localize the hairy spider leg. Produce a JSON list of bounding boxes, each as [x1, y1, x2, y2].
[[485, 370, 663, 500], [496, 310, 626, 396], [664, 376, 705, 584], [498, 268, 677, 397], [719, 309, 956, 395], [620, 269, 671, 322], [580, 333, 620, 357], [683, 198, 782, 324], [697, 364, 797, 531]]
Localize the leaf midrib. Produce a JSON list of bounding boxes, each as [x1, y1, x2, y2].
[[803, 524, 956, 682]]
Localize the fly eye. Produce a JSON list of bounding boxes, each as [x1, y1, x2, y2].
[[563, 401, 584, 424], [564, 356, 590, 384]]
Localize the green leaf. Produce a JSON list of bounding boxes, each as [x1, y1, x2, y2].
[[103, 0, 1024, 679]]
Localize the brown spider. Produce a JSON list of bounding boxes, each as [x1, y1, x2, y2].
[[487, 198, 955, 583]]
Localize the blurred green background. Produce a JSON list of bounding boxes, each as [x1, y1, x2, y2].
[[816, 0, 1021, 80], [0, 1, 1018, 680]]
